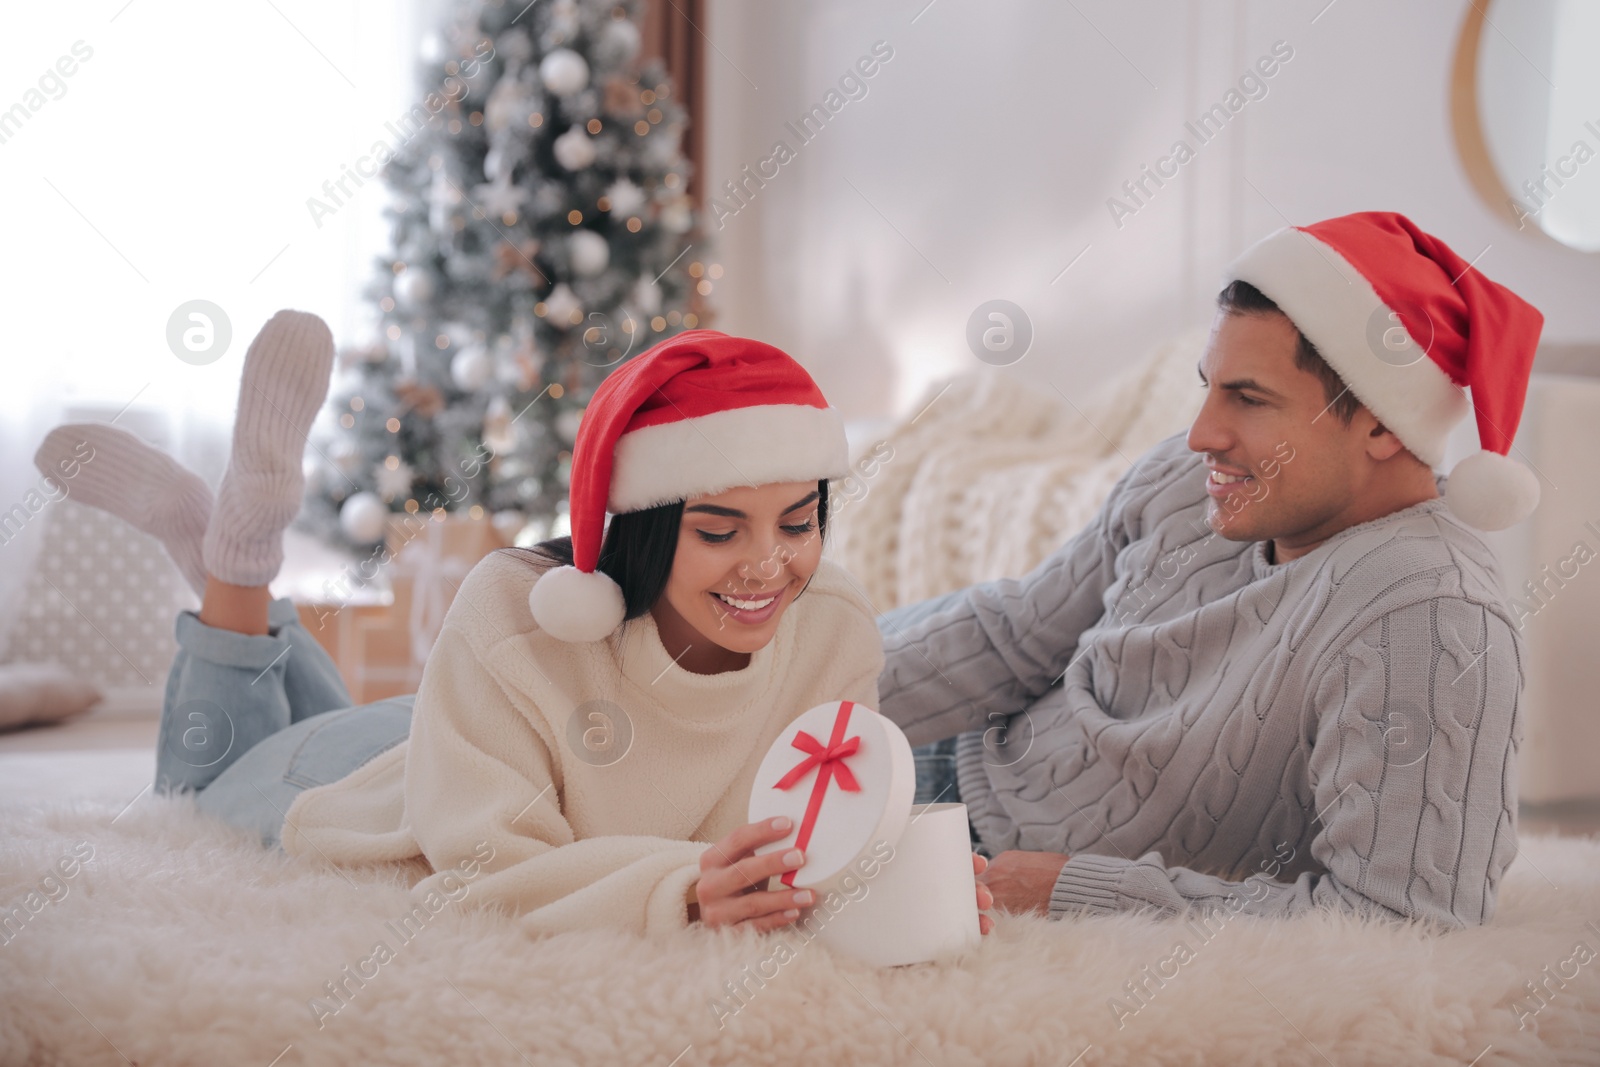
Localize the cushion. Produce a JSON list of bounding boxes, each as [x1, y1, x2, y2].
[[0, 662, 102, 731]]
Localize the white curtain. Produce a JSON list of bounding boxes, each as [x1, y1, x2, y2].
[[0, 0, 448, 646]]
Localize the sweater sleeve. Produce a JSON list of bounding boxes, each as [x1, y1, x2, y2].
[[873, 437, 1181, 747], [402, 620, 705, 939], [1048, 598, 1524, 930]]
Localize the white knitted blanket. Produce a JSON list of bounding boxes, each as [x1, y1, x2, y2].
[[830, 329, 1209, 611]]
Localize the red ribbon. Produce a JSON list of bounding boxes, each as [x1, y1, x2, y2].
[[772, 701, 862, 888]]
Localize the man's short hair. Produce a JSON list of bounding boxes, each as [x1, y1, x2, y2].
[[1216, 280, 1360, 426]]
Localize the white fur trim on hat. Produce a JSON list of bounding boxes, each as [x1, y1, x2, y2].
[[1225, 227, 1469, 469], [608, 403, 850, 513], [1444, 449, 1540, 531], [527, 564, 627, 643]]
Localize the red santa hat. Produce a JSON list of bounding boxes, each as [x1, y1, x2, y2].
[[1224, 211, 1544, 531], [528, 329, 850, 642]]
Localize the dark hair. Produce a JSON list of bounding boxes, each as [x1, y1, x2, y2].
[[502, 479, 831, 623], [1216, 279, 1360, 426]]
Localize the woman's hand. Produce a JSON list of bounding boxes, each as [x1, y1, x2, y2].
[[690, 820, 997, 935], [692, 816, 815, 931]]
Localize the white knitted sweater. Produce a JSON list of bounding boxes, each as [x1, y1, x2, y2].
[[280, 553, 884, 937]]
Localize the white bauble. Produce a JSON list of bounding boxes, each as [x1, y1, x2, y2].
[[539, 48, 590, 96], [340, 492, 389, 543], [568, 230, 610, 277], [394, 268, 435, 308], [552, 126, 596, 171], [543, 283, 583, 326], [418, 31, 445, 63], [605, 178, 647, 217], [450, 344, 494, 390], [630, 274, 663, 315], [595, 19, 642, 64]]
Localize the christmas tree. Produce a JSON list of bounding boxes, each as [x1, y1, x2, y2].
[[305, 0, 705, 552]]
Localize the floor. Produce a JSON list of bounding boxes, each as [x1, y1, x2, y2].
[[0, 698, 160, 811], [4, 703, 1600, 840]]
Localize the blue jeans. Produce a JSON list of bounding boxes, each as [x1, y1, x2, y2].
[[912, 735, 989, 857], [155, 597, 413, 849]]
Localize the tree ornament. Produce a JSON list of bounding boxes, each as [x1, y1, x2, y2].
[[451, 344, 494, 390], [491, 237, 544, 285], [473, 176, 529, 218], [568, 230, 610, 277], [395, 379, 446, 418], [374, 458, 415, 499], [340, 492, 389, 543], [542, 282, 583, 326], [659, 195, 693, 234], [595, 19, 642, 65], [630, 274, 663, 315], [484, 393, 515, 455], [539, 48, 590, 96], [552, 125, 597, 171], [602, 76, 644, 117], [394, 267, 436, 308], [605, 178, 646, 217], [330, 438, 362, 474]]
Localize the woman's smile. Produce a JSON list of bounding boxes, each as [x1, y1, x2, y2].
[[709, 582, 790, 625]]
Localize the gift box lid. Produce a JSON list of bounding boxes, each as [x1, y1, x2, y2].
[[747, 700, 916, 889]]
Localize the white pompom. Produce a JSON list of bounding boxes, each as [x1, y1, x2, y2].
[[339, 491, 389, 543], [1443, 450, 1540, 531], [527, 564, 627, 642]]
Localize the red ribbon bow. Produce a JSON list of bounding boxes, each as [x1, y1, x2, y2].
[[772, 701, 862, 888]]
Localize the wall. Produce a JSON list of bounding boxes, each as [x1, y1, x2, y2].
[[700, 0, 1600, 803], [701, 0, 1600, 425]]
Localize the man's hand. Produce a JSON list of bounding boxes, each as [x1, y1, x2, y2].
[[973, 853, 995, 934], [977, 850, 1071, 916]]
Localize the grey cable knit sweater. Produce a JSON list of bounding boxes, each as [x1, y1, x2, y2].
[[875, 431, 1523, 929]]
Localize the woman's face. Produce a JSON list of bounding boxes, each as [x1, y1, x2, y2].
[[650, 480, 825, 670]]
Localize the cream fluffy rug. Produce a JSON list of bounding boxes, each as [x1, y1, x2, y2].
[[2, 794, 1597, 1066]]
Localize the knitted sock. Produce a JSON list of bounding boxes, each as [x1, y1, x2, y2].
[[203, 309, 335, 588], [33, 423, 213, 596]]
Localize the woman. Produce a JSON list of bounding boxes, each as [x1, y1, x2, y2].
[[39, 313, 992, 938]]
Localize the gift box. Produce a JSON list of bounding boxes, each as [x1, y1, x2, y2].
[[295, 514, 508, 703], [747, 700, 982, 967]]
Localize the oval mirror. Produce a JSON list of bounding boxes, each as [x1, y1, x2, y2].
[[1453, 0, 1600, 252]]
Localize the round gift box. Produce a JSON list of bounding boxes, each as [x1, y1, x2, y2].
[[747, 701, 982, 967]]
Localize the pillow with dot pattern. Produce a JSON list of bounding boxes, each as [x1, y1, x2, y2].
[[0, 662, 102, 731]]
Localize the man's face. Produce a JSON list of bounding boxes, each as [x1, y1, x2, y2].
[[1186, 310, 1390, 554]]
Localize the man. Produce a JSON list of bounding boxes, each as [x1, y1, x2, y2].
[[879, 211, 1543, 929]]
